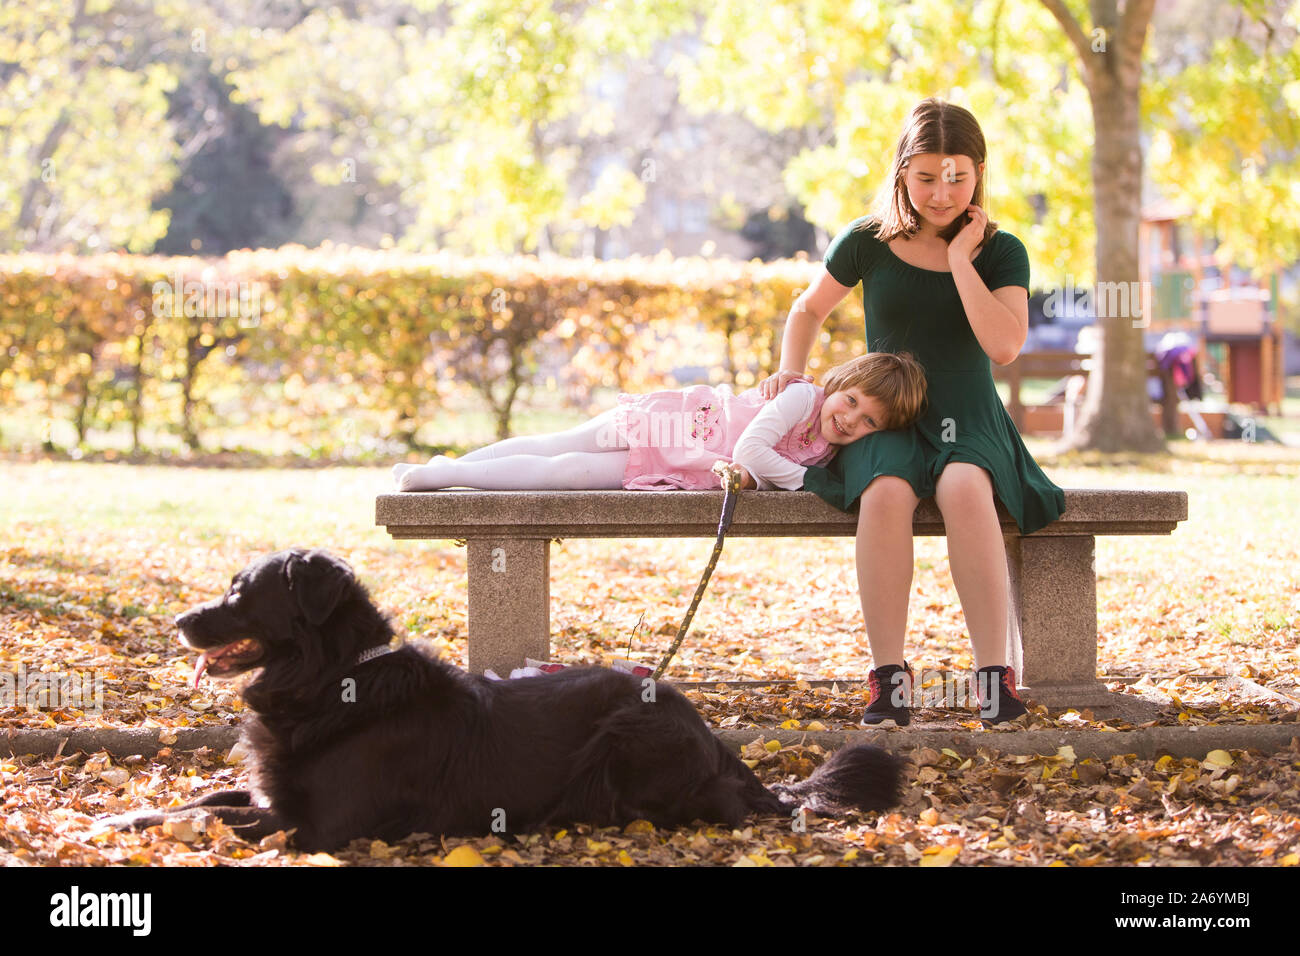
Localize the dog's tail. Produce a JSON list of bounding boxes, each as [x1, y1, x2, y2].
[[768, 744, 906, 814]]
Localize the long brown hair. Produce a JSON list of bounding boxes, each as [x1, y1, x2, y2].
[[857, 98, 998, 245]]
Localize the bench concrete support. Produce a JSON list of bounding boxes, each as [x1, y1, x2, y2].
[[1005, 534, 1113, 707], [378, 488, 1188, 709], [467, 539, 550, 676]]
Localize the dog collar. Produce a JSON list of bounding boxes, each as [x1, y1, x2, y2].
[[356, 644, 398, 665]]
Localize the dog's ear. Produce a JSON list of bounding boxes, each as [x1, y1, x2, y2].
[[284, 550, 356, 625]]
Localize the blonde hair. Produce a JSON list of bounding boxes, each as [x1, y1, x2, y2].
[[822, 351, 928, 431]]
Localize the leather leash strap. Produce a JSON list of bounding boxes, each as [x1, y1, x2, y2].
[[651, 462, 744, 680]]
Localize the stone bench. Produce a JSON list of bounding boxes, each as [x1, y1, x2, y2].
[[375, 489, 1188, 709]]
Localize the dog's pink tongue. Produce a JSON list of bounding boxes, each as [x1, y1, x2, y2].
[[193, 653, 209, 689]]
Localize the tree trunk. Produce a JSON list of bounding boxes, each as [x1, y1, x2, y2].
[[182, 336, 201, 452], [394, 405, 420, 450], [723, 312, 738, 380], [72, 365, 90, 447], [494, 352, 524, 441], [1046, 0, 1163, 453], [128, 325, 150, 456]]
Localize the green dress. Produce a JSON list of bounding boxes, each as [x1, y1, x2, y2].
[[801, 216, 1066, 535]]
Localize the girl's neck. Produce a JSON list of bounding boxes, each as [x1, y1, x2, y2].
[[912, 220, 944, 242]]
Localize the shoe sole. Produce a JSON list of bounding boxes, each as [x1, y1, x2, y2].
[[859, 716, 910, 728], [978, 710, 1028, 727]]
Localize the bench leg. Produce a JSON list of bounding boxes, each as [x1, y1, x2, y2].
[[1004, 534, 1114, 707], [466, 539, 551, 677]]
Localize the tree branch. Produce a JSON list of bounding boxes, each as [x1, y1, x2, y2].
[[14, 0, 93, 247], [990, 0, 1006, 85], [1039, 0, 1096, 81], [1118, 0, 1158, 68], [15, 109, 71, 242]]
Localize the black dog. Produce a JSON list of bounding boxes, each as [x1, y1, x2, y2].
[[111, 549, 904, 852]]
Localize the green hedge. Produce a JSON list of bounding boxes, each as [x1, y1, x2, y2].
[[0, 246, 865, 457]]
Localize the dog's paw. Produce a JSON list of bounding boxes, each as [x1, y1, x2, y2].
[[100, 808, 169, 832]]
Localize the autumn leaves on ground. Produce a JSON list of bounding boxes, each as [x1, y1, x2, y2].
[[1, 442, 1298, 866]]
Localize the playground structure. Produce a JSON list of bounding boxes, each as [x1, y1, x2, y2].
[[1144, 199, 1286, 417], [1001, 202, 1290, 441]]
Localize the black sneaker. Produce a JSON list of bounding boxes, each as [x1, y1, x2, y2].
[[975, 665, 1029, 724], [860, 662, 914, 728]]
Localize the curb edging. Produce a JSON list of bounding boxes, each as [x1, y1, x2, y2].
[[4, 724, 1297, 761]]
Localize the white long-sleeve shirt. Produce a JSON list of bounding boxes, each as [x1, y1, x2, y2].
[[731, 381, 828, 490]]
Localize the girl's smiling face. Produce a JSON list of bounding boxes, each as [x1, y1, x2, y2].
[[902, 153, 984, 233], [821, 386, 887, 445]]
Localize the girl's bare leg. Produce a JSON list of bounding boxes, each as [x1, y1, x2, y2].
[[933, 463, 1008, 670], [855, 475, 920, 666]]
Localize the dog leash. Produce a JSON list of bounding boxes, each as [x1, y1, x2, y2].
[[651, 462, 744, 680], [370, 468, 739, 681]]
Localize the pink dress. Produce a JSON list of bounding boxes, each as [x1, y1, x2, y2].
[[612, 383, 835, 490]]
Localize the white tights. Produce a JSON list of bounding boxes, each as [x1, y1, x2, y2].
[[392, 408, 629, 491]]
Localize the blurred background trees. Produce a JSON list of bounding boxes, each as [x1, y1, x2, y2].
[[2, 0, 1297, 454]]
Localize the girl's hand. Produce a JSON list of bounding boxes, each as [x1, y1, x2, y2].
[[758, 369, 812, 401], [947, 203, 987, 266], [711, 460, 755, 490]]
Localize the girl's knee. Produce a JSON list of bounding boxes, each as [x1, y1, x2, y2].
[[581, 407, 624, 452], [858, 475, 920, 512], [935, 463, 994, 511]]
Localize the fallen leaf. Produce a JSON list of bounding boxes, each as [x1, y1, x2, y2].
[[920, 845, 960, 867], [441, 845, 485, 867], [1203, 749, 1234, 769]]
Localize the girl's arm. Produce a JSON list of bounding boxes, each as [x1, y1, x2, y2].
[[731, 383, 819, 490], [947, 206, 1029, 366], [950, 262, 1029, 366], [760, 269, 855, 399]]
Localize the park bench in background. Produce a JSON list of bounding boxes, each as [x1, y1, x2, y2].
[[993, 350, 1198, 438], [375, 489, 1188, 710]]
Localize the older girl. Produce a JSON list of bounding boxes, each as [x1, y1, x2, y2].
[[761, 98, 1066, 725]]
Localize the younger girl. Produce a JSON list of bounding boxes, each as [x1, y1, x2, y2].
[[392, 352, 927, 493]]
